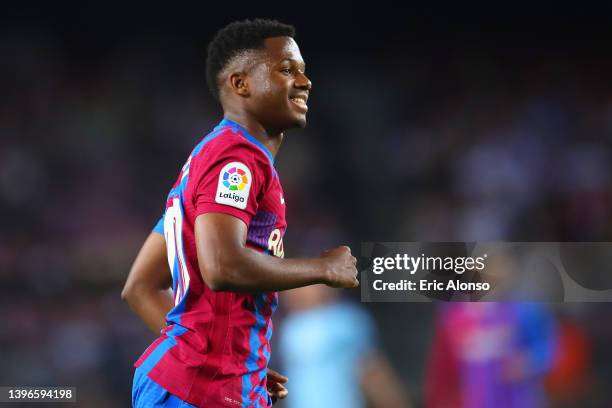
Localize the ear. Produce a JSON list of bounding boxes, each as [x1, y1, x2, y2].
[[229, 72, 250, 97]]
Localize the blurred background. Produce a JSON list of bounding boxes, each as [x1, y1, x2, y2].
[[2, 4, 612, 407]]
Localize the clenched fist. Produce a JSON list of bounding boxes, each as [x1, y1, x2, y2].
[[320, 246, 359, 288]]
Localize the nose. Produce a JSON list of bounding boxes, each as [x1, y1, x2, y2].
[[295, 72, 312, 91]]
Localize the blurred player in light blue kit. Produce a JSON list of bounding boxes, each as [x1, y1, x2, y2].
[[279, 285, 410, 408]]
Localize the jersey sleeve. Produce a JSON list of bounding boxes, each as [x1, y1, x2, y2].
[[192, 140, 270, 226], [152, 214, 165, 235]]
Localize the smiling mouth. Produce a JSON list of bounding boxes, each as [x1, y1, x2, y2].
[[289, 95, 308, 110]]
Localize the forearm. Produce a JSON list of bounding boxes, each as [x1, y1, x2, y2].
[[361, 354, 411, 408], [122, 232, 173, 334], [206, 247, 328, 292], [124, 287, 174, 334], [195, 213, 357, 292]]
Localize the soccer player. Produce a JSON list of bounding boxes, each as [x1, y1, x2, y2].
[[425, 303, 558, 407], [279, 285, 411, 408], [121, 19, 359, 407]]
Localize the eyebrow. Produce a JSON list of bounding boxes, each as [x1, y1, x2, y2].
[[279, 58, 306, 69]]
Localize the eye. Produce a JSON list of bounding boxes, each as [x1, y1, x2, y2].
[[280, 67, 292, 75]]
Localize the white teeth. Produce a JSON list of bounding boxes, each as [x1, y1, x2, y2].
[[291, 97, 306, 105]]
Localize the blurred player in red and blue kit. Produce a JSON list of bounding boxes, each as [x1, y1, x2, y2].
[[121, 19, 359, 407], [425, 303, 558, 408]]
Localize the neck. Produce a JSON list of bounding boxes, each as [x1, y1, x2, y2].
[[223, 111, 283, 159]]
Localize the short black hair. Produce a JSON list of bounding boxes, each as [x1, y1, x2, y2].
[[206, 19, 296, 101]]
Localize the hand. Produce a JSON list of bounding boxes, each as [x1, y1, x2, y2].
[[320, 245, 359, 288], [267, 367, 288, 404]]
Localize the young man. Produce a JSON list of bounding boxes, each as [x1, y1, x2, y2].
[[122, 19, 359, 407]]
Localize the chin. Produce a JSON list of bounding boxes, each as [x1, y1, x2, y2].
[[274, 109, 307, 130], [290, 113, 307, 129]]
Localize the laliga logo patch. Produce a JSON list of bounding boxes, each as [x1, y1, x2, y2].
[[223, 166, 248, 191], [216, 162, 252, 210]]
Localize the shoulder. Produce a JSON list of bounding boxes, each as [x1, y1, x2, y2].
[[193, 128, 271, 169], [188, 128, 275, 191]]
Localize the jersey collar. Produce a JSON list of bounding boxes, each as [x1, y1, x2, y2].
[[216, 118, 275, 165]]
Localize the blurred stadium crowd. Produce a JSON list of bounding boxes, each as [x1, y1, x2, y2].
[[2, 9, 612, 407]]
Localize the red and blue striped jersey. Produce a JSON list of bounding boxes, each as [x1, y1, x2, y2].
[[135, 118, 286, 407]]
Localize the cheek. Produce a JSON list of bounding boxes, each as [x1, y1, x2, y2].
[[250, 68, 276, 97], [252, 73, 286, 100], [257, 75, 274, 95], [265, 79, 287, 103], [255, 84, 289, 113]]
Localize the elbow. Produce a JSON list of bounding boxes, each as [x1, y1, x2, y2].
[[201, 265, 231, 292], [200, 253, 242, 292], [206, 277, 227, 292], [120, 283, 133, 302], [121, 279, 141, 303]]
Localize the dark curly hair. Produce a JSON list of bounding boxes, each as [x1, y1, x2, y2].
[[206, 19, 296, 101]]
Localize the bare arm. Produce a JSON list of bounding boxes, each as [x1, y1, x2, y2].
[[360, 353, 412, 408], [195, 213, 358, 292], [121, 232, 173, 334]]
